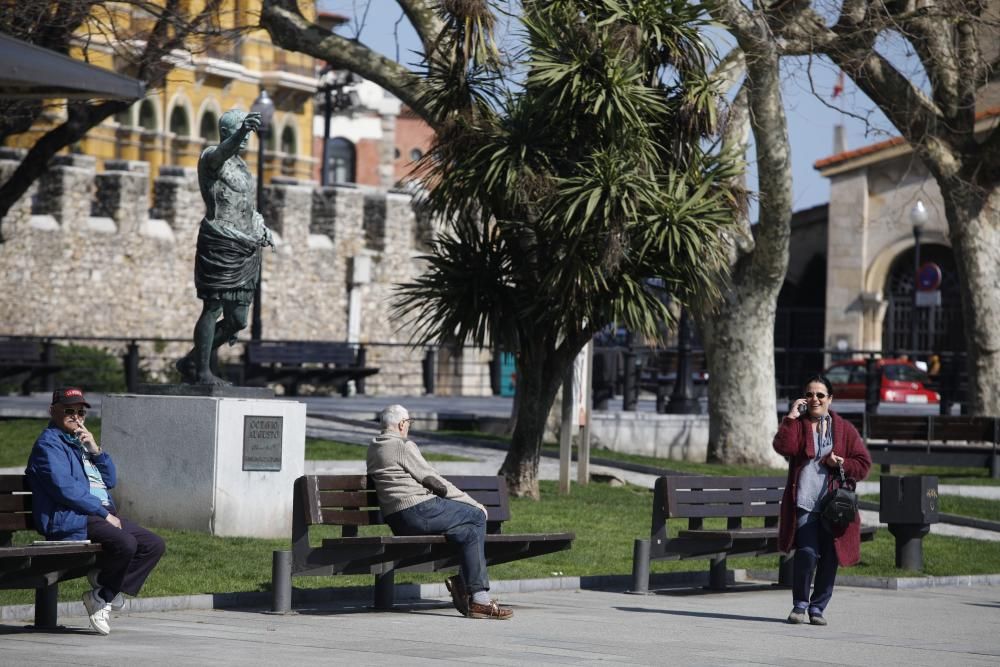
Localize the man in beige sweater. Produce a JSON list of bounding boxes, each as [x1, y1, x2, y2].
[[367, 404, 513, 619]]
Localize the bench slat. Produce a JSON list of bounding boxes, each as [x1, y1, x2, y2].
[[315, 475, 368, 491], [319, 509, 383, 526], [0, 495, 30, 512], [668, 489, 784, 504], [0, 515, 33, 531], [318, 490, 378, 508], [0, 477, 28, 493], [670, 504, 781, 519]]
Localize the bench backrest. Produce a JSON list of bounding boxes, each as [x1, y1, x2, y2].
[[866, 414, 997, 443], [246, 341, 358, 366], [652, 476, 785, 542], [291, 474, 512, 556], [0, 340, 42, 362], [0, 475, 35, 546]]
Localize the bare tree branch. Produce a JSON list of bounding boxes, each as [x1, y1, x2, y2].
[[260, 0, 436, 125], [397, 0, 446, 57]]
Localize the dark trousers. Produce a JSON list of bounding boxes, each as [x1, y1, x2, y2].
[[792, 508, 838, 615], [87, 512, 166, 597], [384, 498, 489, 594]]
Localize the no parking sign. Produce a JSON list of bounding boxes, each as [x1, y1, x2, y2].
[[915, 262, 942, 306]]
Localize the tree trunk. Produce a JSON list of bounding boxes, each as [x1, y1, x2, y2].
[[701, 289, 785, 467], [698, 20, 790, 467], [940, 180, 1000, 415], [499, 339, 566, 498]]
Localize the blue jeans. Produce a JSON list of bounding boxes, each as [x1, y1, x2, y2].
[[792, 508, 838, 615], [384, 497, 489, 594]]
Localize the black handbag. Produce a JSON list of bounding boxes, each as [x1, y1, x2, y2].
[[819, 463, 858, 529]]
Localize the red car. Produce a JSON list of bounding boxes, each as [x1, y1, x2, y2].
[[823, 359, 940, 405]]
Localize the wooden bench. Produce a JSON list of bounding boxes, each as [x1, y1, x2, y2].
[[0, 339, 62, 395], [864, 414, 1000, 479], [0, 475, 102, 628], [271, 474, 575, 611], [631, 476, 877, 592], [243, 341, 379, 396]]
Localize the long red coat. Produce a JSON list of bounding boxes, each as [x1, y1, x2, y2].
[[772, 410, 872, 566]]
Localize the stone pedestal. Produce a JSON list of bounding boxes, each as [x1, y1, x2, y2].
[[101, 394, 305, 538]]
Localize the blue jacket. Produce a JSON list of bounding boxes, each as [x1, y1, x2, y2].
[[25, 424, 117, 540]]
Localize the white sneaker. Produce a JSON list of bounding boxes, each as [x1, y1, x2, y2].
[[87, 569, 126, 611], [82, 589, 111, 635]]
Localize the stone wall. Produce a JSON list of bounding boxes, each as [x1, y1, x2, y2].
[[0, 150, 490, 396]]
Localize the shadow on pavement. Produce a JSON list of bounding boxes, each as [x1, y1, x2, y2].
[[0, 623, 95, 635], [614, 606, 782, 624]]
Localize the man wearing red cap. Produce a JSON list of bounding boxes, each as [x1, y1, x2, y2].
[[25, 387, 165, 636]]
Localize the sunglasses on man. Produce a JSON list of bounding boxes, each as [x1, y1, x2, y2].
[[803, 392, 828, 400], [63, 408, 88, 417]]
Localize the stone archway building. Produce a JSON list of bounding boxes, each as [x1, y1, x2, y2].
[[815, 139, 959, 357]]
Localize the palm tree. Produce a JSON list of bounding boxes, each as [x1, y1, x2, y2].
[[396, 0, 743, 497]]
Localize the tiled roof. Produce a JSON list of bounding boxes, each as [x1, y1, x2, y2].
[[813, 106, 1000, 170]]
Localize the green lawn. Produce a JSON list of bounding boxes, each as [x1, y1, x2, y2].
[[3, 480, 999, 606], [0, 418, 468, 465], [862, 493, 1000, 523]]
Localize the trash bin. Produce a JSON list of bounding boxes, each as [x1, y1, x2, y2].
[[880, 475, 939, 570]]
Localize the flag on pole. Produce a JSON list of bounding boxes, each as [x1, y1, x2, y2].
[[832, 70, 845, 98]]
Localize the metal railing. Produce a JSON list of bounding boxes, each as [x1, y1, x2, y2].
[[0, 336, 497, 398]]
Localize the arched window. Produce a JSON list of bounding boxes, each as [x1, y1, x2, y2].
[[280, 125, 297, 155], [199, 111, 219, 143], [169, 105, 190, 137], [114, 104, 133, 127], [138, 100, 157, 131], [325, 137, 356, 184]]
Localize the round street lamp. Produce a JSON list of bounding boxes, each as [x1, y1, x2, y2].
[[910, 200, 928, 356], [249, 89, 274, 341]]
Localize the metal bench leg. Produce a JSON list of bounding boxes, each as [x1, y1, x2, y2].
[[374, 568, 395, 610], [271, 550, 292, 613], [630, 538, 650, 593], [34, 582, 58, 628], [778, 553, 794, 587], [708, 555, 727, 590], [991, 453, 999, 480]]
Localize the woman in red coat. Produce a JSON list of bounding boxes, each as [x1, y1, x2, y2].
[[773, 374, 871, 626]]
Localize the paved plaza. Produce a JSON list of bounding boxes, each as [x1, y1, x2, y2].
[[2, 585, 998, 665]]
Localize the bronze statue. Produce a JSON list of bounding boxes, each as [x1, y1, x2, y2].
[[176, 109, 273, 385]]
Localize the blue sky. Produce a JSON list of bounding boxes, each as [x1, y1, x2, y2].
[[318, 1, 897, 216]]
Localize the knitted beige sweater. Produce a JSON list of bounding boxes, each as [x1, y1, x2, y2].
[[366, 431, 483, 517]]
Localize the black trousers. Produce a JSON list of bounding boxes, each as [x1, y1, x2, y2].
[[86, 512, 166, 597]]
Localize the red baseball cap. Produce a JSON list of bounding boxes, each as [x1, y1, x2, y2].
[[51, 387, 91, 408]]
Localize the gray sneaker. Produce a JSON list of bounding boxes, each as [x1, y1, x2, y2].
[[787, 608, 807, 624], [87, 569, 125, 611], [809, 613, 828, 626], [82, 589, 111, 635]]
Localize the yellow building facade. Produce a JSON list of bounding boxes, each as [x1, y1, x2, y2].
[[8, 1, 317, 183]]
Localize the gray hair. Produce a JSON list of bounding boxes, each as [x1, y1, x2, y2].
[[379, 404, 409, 430]]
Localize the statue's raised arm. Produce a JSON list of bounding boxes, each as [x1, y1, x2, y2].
[[202, 111, 262, 173]]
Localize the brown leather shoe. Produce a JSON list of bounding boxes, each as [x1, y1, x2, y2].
[[444, 576, 469, 617], [468, 599, 513, 620]]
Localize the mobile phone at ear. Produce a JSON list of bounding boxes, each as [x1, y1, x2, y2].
[[797, 403, 808, 415]]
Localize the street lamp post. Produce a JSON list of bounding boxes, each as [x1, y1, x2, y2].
[[910, 200, 928, 357], [318, 69, 361, 185], [250, 89, 275, 341], [664, 307, 701, 414]]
